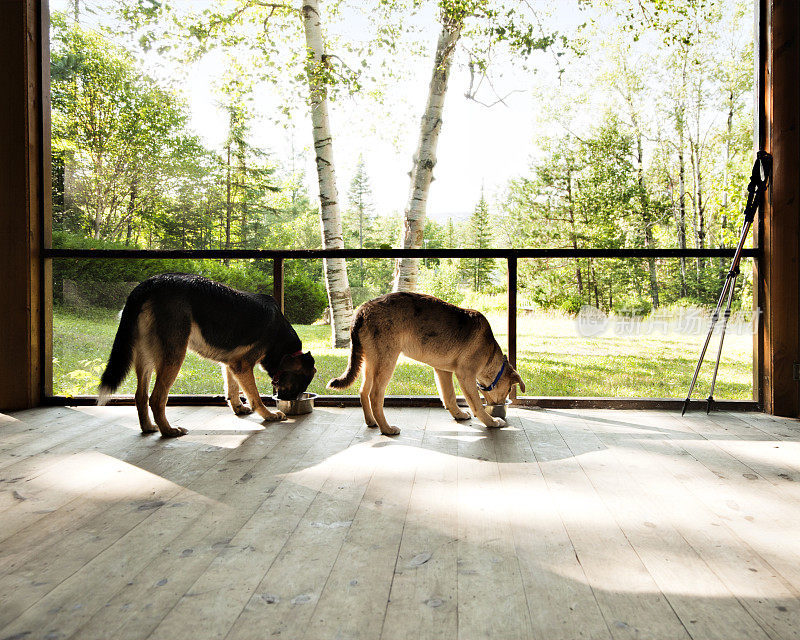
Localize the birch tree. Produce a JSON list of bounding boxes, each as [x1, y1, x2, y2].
[[302, 0, 353, 346], [392, 0, 561, 291], [393, 6, 463, 292]]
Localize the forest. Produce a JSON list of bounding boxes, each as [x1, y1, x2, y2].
[[50, 0, 756, 398]]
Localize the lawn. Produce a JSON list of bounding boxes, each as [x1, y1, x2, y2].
[[52, 305, 754, 400]]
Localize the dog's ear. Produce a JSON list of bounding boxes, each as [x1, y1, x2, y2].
[[280, 351, 316, 373], [303, 351, 317, 374], [512, 371, 526, 393], [278, 353, 303, 372]]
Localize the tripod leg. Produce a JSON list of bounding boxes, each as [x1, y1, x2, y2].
[[706, 274, 738, 414], [682, 214, 753, 416], [681, 275, 735, 416]]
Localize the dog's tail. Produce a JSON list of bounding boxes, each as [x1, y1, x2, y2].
[[327, 313, 364, 390], [98, 288, 144, 405]]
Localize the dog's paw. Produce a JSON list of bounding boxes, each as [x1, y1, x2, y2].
[[140, 424, 158, 434], [380, 425, 401, 436], [366, 422, 379, 429], [262, 410, 286, 422], [159, 426, 188, 438], [452, 409, 471, 421], [232, 404, 254, 416], [487, 417, 506, 429]]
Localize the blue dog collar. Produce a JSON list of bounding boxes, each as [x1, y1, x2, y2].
[[478, 359, 506, 392]]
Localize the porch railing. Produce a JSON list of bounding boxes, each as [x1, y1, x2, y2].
[[43, 246, 760, 411]]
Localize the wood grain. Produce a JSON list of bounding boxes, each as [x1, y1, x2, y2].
[[1, 406, 800, 640]]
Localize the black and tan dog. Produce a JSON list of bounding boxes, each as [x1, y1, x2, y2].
[[98, 273, 316, 437], [328, 292, 525, 435]]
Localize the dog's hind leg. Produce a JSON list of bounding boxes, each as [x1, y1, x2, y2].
[[134, 356, 157, 433], [150, 354, 188, 438], [223, 365, 252, 416], [359, 360, 377, 428], [368, 355, 401, 436], [434, 368, 471, 421]]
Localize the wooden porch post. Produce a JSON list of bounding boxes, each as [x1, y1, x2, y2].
[[759, 0, 800, 416], [0, 0, 50, 411]]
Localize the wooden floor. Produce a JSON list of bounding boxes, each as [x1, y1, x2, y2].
[[1, 405, 800, 640]]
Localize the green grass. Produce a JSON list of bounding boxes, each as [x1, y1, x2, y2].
[[53, 305, 753, 400]]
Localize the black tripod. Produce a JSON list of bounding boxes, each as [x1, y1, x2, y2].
[[681, 151, 772, 416]]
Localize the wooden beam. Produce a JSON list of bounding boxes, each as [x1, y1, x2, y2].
[[0, 0, 49, 411], [43, 394, 761, 412], [507, 256, 517, 401], [760, 0, 800, 416]]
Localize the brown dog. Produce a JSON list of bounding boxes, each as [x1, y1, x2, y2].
[[328, 292, 525, 435]]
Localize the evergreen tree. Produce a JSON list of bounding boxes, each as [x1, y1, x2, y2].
[[461, 191, 495, 292], [345, 155, 375, 286]]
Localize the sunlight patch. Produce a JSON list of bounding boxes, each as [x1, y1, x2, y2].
[[20, 451, 218, 504], [180, 434, 252, 449]]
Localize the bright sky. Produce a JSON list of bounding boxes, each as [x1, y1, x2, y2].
[[52, 2, 751, 224], [52, 0, 583, 222]]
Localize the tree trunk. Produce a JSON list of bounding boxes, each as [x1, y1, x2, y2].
[[225, 143, 232, 252], [677, 148, 688, 297], [722, 90, 734, 233], [125, 176, 137, 247], [719, 90, 734, 280], [238, 138, 248, 247], [690, 80, 705, 281], [93, 154, 103, 239], [302, 0, 353, 348], [634, 131, 659, 308], [393, 15, 462, 292], [566, 169, 582, 295], [675, 59, 688, 298], [689, 136, 706, 279]]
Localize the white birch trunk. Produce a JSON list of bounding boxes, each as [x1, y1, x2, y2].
[[393, 17, 462, 292], [302, 0, 353, 348]]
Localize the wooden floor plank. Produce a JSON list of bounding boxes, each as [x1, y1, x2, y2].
[[0, 408, 234, 572], [499, 410, 612, 640], [2, 407, 800, 640], [0, 407, 76, 454], [380, 408, 460, 640], [528, 411, 692, 640], [222, 430, 380, 640], [0, 407, 227, 565], [663, 412, 800, 589], [703, 411, 800, 479], [0, 406, 149, 470], [455, 419, 536, 640], [0, 405, 199, 518], [221, 410, 427, 640], [298, 408, 426, 640]]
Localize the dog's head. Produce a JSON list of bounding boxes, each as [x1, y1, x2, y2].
[[479, 357, 526, 406], [268, 351, 316, 400]]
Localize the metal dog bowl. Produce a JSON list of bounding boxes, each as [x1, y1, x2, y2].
[[485, 399, 512, 419], [274, 392, 317, 415]]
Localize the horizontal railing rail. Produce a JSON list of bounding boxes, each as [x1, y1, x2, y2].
[[44, 247, 758, 259]]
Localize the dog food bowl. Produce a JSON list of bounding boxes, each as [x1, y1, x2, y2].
[[274, 392, 317, 415], [485, 399, 512, 419]]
